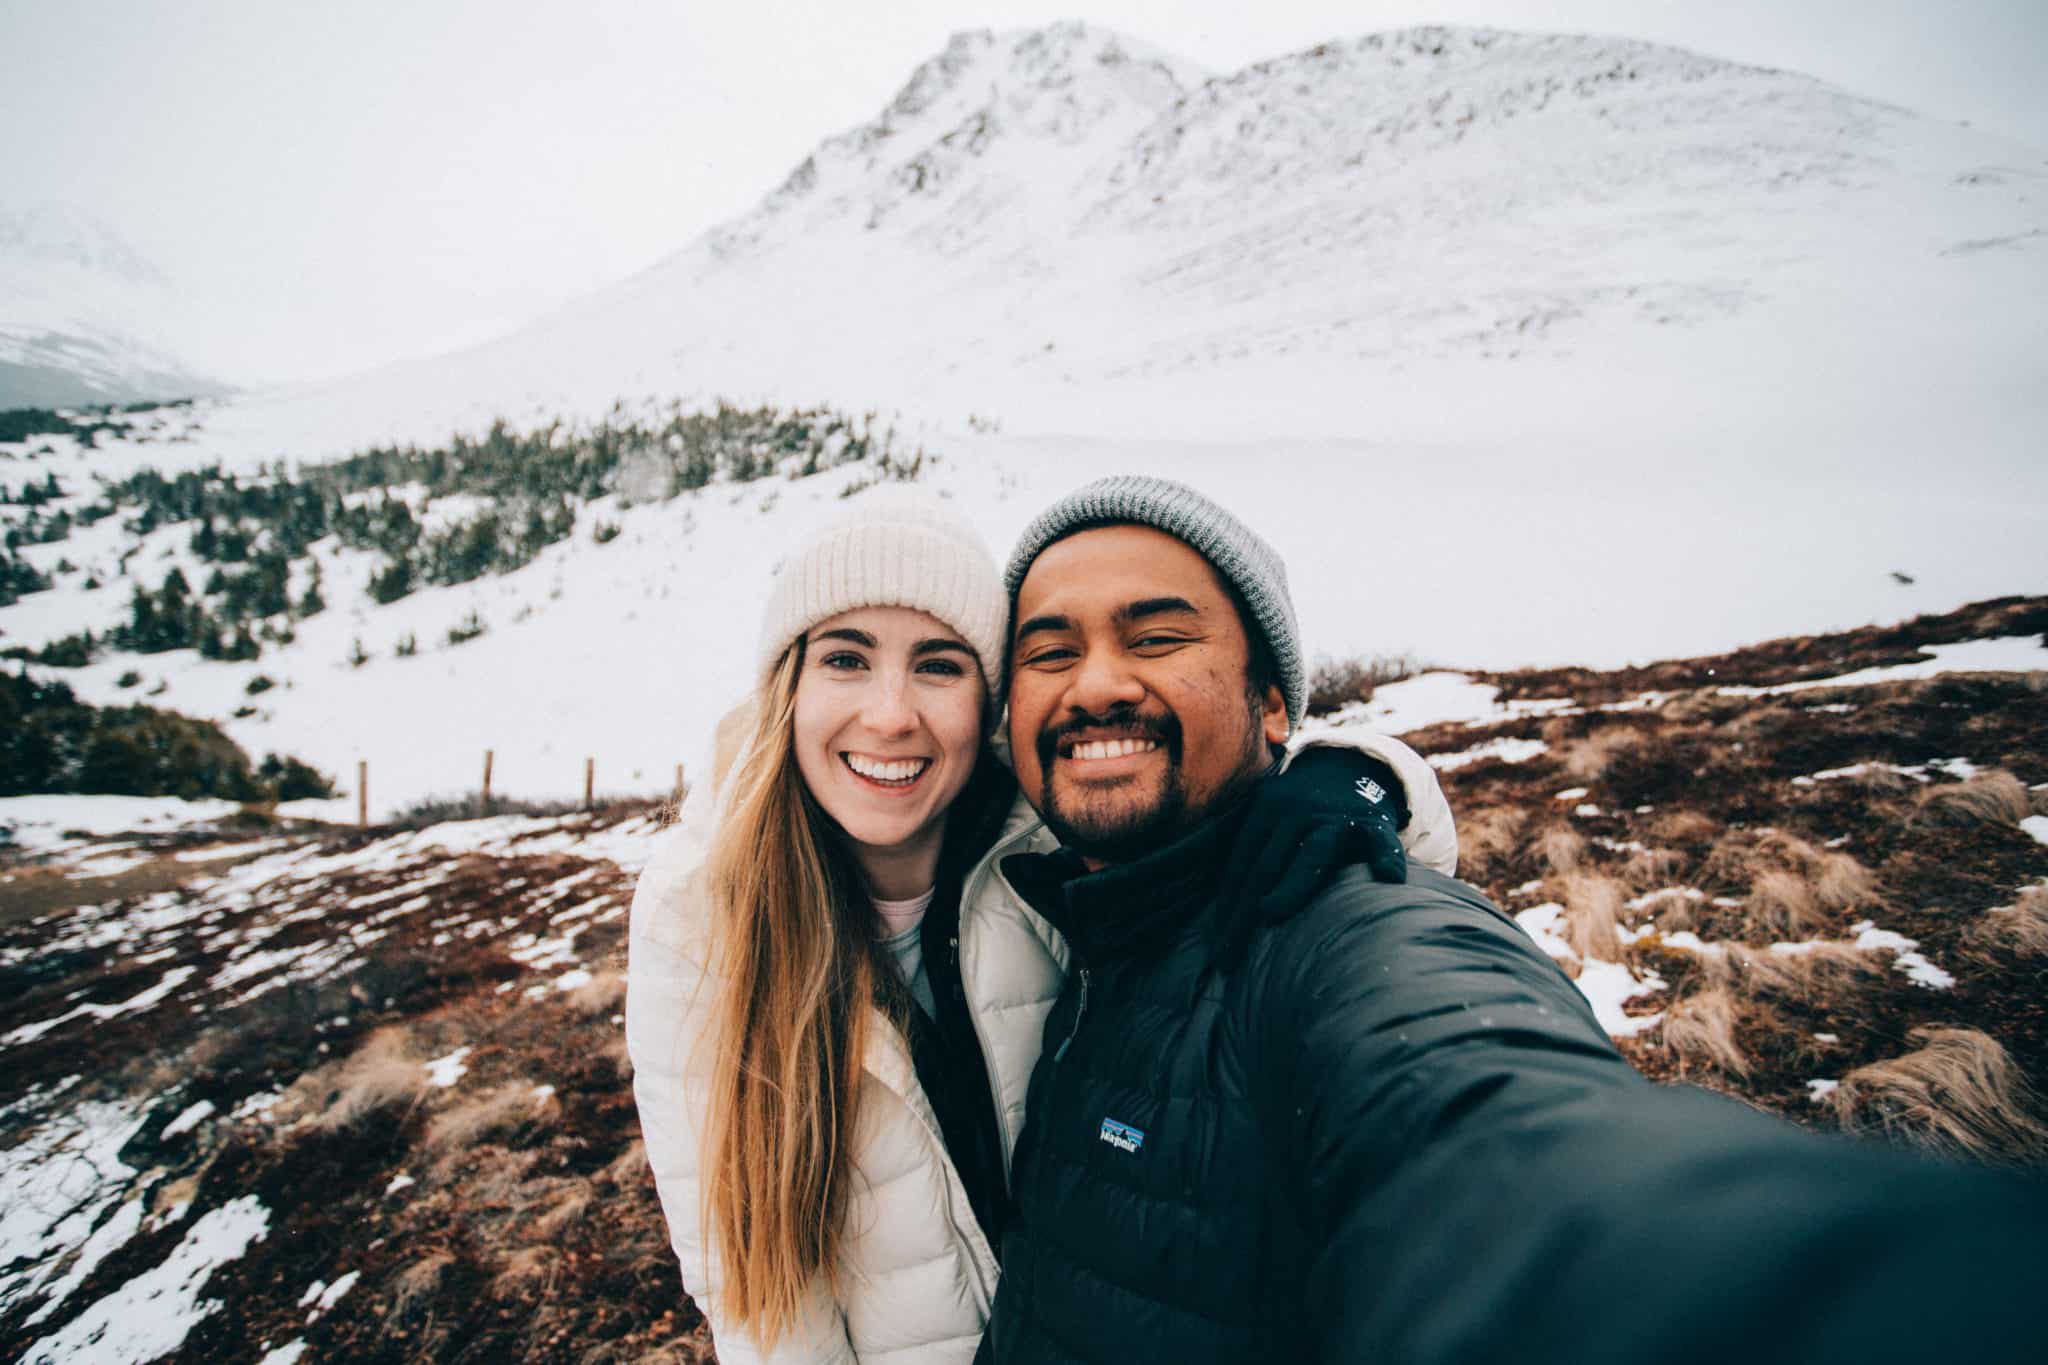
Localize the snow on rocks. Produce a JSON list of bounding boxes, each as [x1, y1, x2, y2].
[[1512, 904, 1667, 1038], [423, 1047, 473, 1089], [19, 1194, 270, 1365]]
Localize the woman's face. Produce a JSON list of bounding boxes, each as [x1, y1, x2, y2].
[[791, 606, 985, 869]]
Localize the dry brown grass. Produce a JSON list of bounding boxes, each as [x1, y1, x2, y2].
[[1830, 1026, 2048, 1164], [1560, 873, 1626, 960], [389, 1250, 456, 1319], [564, 969, 627, 1016], [1649, 893, 1697, 933], [1661, 988, 1751, 1078], [1455, 806, 1526, 882], [602, 1139, 650, 1188], [531, 1184, 594, 1239], [278, 1026, 429, 1133], [1812, 851, 1877, 913], [1746, 869, 1827, 940], [1648, 809, 1720, 849], [1622, 846, 1687, 889], [1967, 885, 2048, 958], [491, 1246, 561, 1300], [1562, 727, 1641, 783], [1912, 770, 2034, 829], [425, 1082, 555, 1153], [1694, 941, 1887, 1009], [1537, 825, 1586, 875]]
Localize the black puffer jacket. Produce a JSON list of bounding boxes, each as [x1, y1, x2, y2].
[[981, 804, 2048, 1365]]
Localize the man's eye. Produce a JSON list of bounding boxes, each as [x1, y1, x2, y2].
[[820, 651, 867, 671], [1020, 647, 1077, 668], [1133, 634, 1190, 650]]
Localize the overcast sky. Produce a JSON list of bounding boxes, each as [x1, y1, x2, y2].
[[5, 0, 2044, 386]]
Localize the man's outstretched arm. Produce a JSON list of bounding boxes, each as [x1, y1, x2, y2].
[[1269, 867, 2047, 1365]]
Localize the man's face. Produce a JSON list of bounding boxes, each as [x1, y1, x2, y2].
[[1007, 524, 1288, 864]]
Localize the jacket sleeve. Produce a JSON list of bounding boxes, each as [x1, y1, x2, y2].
[[1267, 869, 2047, 1365], [626, 774, 856, 1364], [1283, 726, 1458, 875]]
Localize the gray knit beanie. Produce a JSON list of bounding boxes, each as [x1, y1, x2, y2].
[[758, 491, 1005, 700], [1002, 475, 1305, 729]]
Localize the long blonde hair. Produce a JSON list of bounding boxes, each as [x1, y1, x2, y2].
[[698, 640, 889, 1343]]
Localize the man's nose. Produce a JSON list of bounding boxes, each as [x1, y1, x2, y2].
[[1066, 646, 1145, 717]]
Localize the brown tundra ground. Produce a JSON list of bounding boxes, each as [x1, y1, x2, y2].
[[2, 595, 2044, 1363]]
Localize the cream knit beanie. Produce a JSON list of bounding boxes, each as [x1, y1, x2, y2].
[[756, 491, 1006, 699]]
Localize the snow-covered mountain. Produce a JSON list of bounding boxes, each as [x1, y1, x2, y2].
[[168, 20, 2047, 463], [0, 204, 226, 408], [2, 23, 2044, 817]]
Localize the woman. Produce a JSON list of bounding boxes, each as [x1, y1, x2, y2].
[[627, 493, 1456, 1363]]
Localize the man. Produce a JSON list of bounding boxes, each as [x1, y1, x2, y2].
[[979, 475, 2044, 1364]]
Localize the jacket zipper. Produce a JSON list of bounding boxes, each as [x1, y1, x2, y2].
[[1053, 966, 1091, 1062]]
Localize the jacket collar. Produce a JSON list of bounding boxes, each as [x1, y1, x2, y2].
[[1001, 778, 1262, 966]]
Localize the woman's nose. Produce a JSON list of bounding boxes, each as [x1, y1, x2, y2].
[[859, 672, 918, 737]]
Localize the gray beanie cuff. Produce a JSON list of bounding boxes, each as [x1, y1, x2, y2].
[[1001, 476, 1305, 728]]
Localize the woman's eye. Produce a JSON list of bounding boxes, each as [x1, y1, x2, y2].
[[820, 652, 867, 671], [916, 658, 965, 677]]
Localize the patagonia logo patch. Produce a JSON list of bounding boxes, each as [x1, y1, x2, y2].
[[1098, 1117, 1145, 1154]]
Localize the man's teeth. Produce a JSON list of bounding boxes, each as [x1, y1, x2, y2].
[[845, 754, 931, 784], [1068, 738, 1160, 761]]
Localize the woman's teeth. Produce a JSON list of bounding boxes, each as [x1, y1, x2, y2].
[[844, 754, 931, 785], [1068, 738, 1160, 761]]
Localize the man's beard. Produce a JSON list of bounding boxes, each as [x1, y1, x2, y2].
[[1033, 686, 1268, 864]]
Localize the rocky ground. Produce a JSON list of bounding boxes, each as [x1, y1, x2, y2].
[[2, 595, 2043, 1363]]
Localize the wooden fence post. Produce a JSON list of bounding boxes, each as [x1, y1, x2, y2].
[[357, 760, 368, 828], [584, 757, 595, 810], [481, 749, 494, 809]]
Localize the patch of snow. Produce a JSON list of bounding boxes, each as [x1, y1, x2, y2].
[[424, 1046, 473, 1088], [173, 838, 291, 863], [1425, 736, 1548, 772], [1719, 637, 2048, 697], [161, 1099, 215, 1139], [2, 966, 197, 1049], [257, 1342, 308, 1365], [2020, 815, 2048, 847], [1313, 673, 1576, 739], [303, 1269, 358, 1321], [553, 969, 594, 992], [1512, 904, 1665, 1037], [1849, 920, 1957, 990], [21, 1196, 146, 1328], [1572, 803, 1602, 818], [384, 1173, 415, 1196], [0, 796, 241, 854], [1553, 787, 1590, 801], [1813, 1032, 1840, 1044], [19, 1194, 269, 1365], [530, 1084, 557, 1105], [1806, 1079, 1840, 1103]]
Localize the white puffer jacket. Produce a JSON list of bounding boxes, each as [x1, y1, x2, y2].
[[625, 726, 1457, 1364]]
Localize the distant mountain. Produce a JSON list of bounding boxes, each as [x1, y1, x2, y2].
[[0, 203, 228, 408], [246, 19, 2036, 452]]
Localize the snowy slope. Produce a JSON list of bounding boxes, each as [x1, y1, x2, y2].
[[0, 205, 226, 407], [3, 22, 2045, 817], [105, 21, 2048, 464]]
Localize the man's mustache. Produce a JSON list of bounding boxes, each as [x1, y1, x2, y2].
[[1035, 705, 1182, 771]]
